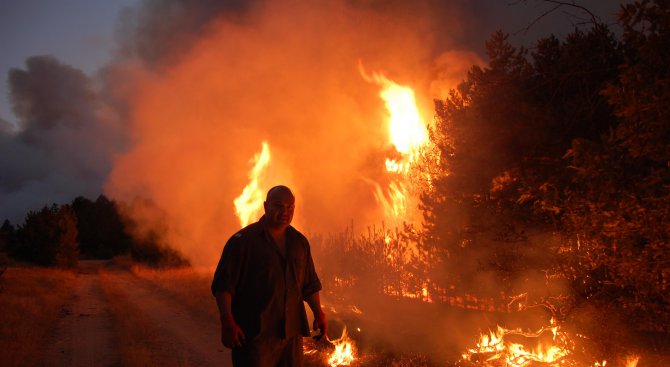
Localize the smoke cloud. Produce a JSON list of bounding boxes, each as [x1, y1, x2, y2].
[[0, 55, 123, 223], [103, 0, 483, 265]]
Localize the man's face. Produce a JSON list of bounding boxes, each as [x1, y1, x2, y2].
[[264, 190, 295, 229]]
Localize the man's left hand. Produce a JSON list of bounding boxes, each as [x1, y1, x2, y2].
[[312, 310, 328, 341]]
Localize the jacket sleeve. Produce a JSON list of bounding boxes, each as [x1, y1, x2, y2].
[[301, 239, 322, 299], [211, 235, 244, 297]]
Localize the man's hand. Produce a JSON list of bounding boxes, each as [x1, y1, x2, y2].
[[221, 315, 246, 349], [312, 309, 328, 341]]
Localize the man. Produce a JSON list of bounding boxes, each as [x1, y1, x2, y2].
[[212, 185, 327, 366]]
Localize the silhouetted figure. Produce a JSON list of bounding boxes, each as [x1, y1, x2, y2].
[[212, 185, 327, 366]]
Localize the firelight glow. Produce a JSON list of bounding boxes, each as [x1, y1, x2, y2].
[[233, 141, 271, 227]]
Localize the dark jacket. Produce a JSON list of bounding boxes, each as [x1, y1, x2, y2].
[[211, 216, 322, 339]]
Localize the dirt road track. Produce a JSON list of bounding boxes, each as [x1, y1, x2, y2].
[[45, 260, 231, 366]]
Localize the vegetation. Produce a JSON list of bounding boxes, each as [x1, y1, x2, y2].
[[420, 0, 669, 336], [0, 267, 77, 367], [310, 2, 669, 363], [0, 195, 189, 268], [8, 204, 79, 268], [129, 265, 218, 320]]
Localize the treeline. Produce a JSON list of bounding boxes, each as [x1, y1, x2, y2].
[[0, 195, 189, 268], [419, 1, 669, 332]]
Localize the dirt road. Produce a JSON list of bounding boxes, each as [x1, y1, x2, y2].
[[45, 260, 231, 367]]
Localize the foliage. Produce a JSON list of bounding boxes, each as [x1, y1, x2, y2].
[[4, 195, 189, 268], [0, 220, 14, 286], [72, 195, 132, 259], [422, 1, 669, 333], [11, 204, 79, 268], [311, 223, 427, 299]]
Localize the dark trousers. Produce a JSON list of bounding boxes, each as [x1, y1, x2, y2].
[[231, 336, 303, 367]]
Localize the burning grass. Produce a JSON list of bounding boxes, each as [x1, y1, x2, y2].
[[0, 266, 77, 367]]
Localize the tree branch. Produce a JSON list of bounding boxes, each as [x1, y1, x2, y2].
[[512, 0, 602, 35]]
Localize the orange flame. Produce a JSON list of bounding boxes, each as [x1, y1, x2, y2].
[[462, 320, 571, 367], [360, 65, 428, 223], [625, 355, 639, 367], [328, 327, 356, 367], [233, 141, 271, 227]]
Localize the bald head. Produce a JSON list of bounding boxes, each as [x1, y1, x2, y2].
[[266, 185, 294, 201], [264, 185, 295, 229]]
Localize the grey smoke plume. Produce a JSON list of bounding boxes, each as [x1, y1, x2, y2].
[[0, 55, 123, 223]]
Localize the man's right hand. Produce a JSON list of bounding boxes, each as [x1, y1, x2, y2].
[[220, 315, 246, 349]]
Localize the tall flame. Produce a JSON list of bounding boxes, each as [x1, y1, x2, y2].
[[360, 65, 428, 223], [233, 141, 271, 227], [377, 77, 427, 156]]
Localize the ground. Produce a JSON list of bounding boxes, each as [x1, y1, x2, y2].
[[43, 260, 231, 367]]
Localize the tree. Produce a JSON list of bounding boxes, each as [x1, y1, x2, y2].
[[72, 195, 132, 259], [14, 204, 79, 267], [421, 25, 624, 299], [545, 0, 670, 330]]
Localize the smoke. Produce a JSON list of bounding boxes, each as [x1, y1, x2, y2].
[[0, 55, 124, 223], [103, 0, 483, 265]]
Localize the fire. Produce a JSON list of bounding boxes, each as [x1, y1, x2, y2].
[[360, 65, 429, 223], [462, 319, 572, 367], [625, 355, 639, 367], [233, 141, 271, 227], [328, 327, 356, 367], [377, 80, 428, 156]]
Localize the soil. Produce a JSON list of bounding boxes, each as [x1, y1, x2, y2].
[[44, 260, 231, 366]]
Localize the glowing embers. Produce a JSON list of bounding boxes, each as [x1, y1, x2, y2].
[[360, 65, 429, 224], [233, 141, 271, 227], [328, 327, 357, 367]]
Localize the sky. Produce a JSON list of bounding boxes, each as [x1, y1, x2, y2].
[[0, 0, 626, 263], [0, 0, 137, 127], [0, 0, 624, 128]]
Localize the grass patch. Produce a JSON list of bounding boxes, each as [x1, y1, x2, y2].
[[0, 266, 76, 367], [130, 265, 219, 321]]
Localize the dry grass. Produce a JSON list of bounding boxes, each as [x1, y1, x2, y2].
[[130, 265, 219, 321], [99, 270, 190, 367], [0, 266, 77, 367]]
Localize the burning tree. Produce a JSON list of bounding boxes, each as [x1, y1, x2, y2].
[[420, 1, 670, 363]]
